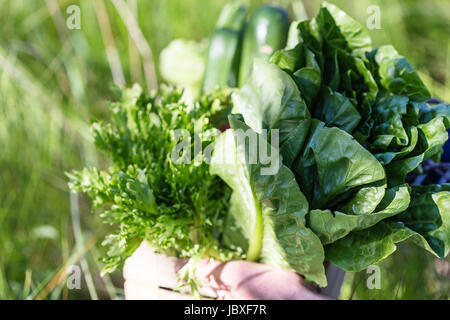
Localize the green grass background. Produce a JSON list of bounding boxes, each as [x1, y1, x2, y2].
[[0, 0, 449, 299]]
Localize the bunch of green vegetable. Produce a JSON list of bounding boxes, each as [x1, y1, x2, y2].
[[210, 2, 449, 286], [160, 2, 292, 103], [68, 85, 240, 275], [69, 2, 450, 289]]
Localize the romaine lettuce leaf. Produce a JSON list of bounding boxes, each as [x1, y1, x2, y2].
[[211, 115, 327, 286], [373, 45, 430, 102], [270, 3, 449, 189], [293, 120, 386, 209], [392, 184, 450, 257], [325, 184, 450, 271], [309, 184, 410, 244], [232, 59, 311, 167], [319, 2, 372, 56]]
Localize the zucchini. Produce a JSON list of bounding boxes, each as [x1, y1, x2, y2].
[[216, 2, 247, 31], [238, 5, 290, 86], [202, 28, 241, 93], [202, 4, 247, 93]]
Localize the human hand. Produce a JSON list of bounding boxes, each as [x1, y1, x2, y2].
[[194, 259, 330, 300], [123, 241, 330, 300]]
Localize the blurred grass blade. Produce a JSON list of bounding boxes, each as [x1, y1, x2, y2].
[[111, 0, 158, 91], [33, 235, 96, 300], [94, 0, 126, 86], [70, 193, 98, 300]]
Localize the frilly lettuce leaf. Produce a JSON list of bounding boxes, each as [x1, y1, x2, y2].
[[68, 85, 238, 274]]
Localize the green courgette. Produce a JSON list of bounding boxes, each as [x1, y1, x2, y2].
[[238, 5, 290, 86], [216, 2, 247, 31], [202, 4, 247, 93], [202, 28, 241, 93]]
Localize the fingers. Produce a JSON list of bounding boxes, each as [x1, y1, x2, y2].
[[196, 259, 230, 293], [198, 260, 273, 287], [123, 241, 187, 289], [195, 259, 273, 299], [196, 259, 223, 279], [196, 259, 324, 300], [124, 242, 218, 299], [124, 244, 329, 300]]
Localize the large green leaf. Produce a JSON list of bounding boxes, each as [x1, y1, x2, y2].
[[232, 59, 311, 166], [211, 115, 327, 286], [271, 44, 322, 106], [272, 4, 377, 145], [393, 184, 450, 258], [210, 120, 264, 261], [420, 103, 450, 125], [326, 185, 450, 271], [386, 116, 450, 185], [309, 184, 410, 244], [374, 45, 430, 102], [313, 86, 361, 133], [320, 2, 372, 56], [293, 120, 386, 209], [325, 221, 430, 271]]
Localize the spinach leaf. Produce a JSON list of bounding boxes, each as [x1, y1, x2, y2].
[[392, 184, 450, 257]]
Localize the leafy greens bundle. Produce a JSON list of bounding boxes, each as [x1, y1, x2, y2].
[[69, 2, 450, 289], [68, 85, 241, 275], [210, 2, 450, 286]]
